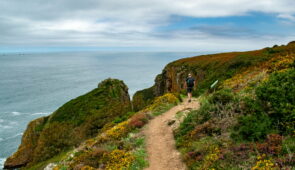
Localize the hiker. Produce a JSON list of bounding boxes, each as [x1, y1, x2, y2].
[[185, 73, 195, 102]]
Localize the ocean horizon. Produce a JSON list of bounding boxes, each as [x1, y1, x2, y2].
[[0, 51, 204, 169]]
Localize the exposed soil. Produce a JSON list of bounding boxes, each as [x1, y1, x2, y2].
[[144, 98, 200, 170]]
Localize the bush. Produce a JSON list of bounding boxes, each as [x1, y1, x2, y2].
[[231, 113, 273, 142], [129, 113, 149, 128], [69, 148, 106, 169], [282, 136, 295, 155], [256, 134, 282, 156], [209, 89, 235, 105], [176, 100, 213, 138], [256, 69, 295, 134], [102, 149, 135, 170], [113, 112, 135, 124], [240, 96, 264, 115]]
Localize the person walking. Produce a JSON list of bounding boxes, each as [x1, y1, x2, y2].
[[185, 73, 195, 102]]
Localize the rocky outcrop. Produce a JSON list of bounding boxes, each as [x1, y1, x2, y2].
[[4, 78, 132, 169], [4, 117, 48, 169]]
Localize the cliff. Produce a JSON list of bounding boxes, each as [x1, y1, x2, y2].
[[133, 41, 295, 111], [4, 78, 132, 169]]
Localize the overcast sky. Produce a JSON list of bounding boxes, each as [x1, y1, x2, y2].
[[0, 0, 295, 52]]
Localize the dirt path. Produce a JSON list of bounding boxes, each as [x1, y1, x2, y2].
[[144, 98, 200, 170]]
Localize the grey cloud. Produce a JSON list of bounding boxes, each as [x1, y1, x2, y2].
[[0, 0, 295, 50]]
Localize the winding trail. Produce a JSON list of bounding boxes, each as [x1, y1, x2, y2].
[[144, 98, 200, 170]]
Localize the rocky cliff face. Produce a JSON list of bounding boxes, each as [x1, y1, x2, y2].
[[132, 42, 295, 111], [4, 78, 132, 169]]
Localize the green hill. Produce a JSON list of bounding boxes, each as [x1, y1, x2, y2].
[[4, 79, 132, 169], [132, 41, 295, 111]]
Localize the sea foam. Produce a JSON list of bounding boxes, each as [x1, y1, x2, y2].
[[31, 112, 50, 116], [11, 111, 21, 116], [0, 158, 6, 169]]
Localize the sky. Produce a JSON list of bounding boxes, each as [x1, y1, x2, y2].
[[0, 0, 295, 52]]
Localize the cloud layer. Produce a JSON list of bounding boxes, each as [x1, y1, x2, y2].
[[1, 0, 295, 51]]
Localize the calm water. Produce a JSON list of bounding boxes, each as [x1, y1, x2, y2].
[[0, 51, 200, 168]]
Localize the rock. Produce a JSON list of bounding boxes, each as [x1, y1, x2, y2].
[[44, 163, 57, 170], [167, 119, 176, 126]]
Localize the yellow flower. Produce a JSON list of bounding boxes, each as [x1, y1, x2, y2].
[[103, 150, 135, 170]]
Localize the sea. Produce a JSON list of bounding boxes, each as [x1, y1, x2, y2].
[[0, 51, 201, 169]]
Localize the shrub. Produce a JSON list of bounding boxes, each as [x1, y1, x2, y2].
[[102, 149, 134, 170], [231, 113, 273, 142], [129, 148, 149, 169], [256, 68, 295, 134], [281, 136, 295, 155], [104, 121, 131, 140], [69, 148, 106, 168], [176, 101, 213, 138], [143, 93, 179, 116], [256, 134, 283, 156], [129, 113, 149, 128], [113, 112, 135, 124], [240, 96, 264, 115], [252, 154, 276, 170], [190, 121, 221, 139], [209, 89, 235, 105], [147, 93, 179, 111]]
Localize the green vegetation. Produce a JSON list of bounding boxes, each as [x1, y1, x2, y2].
[[129, 137, 149, 170], [132, 42, 295, 111], [39, 93, 179, 170], [132, 86, 155, 111], [25, 151, 69, 170], [231, 112, 273, 142], [174, 42, 295, 169], [5, 79, 132, 169], [256, 68, 295, 134], [49, 79, 131, 126]]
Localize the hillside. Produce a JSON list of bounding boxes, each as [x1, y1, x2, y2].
[[172, 42, 295, 169], [4, 79, 132, 169], [24, 93, 180, 170], [132, 41, 295, 111], [133, 41, 294, 169], [4, 41, 295, 170]]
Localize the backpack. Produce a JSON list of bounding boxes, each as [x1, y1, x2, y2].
[[186, 78, 194, 87]]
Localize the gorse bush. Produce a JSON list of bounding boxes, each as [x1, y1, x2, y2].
[[102, 149, 135, 170], [256, 68, 295, 134]]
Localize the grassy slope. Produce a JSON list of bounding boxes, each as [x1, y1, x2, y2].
[[174, 42, 295, 169], [132, 42, 295, 111], [36, 93, 180, 170], [6, 79, 132, 169]]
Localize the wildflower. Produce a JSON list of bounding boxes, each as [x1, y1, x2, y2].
[[103, 149, 135, 170]]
